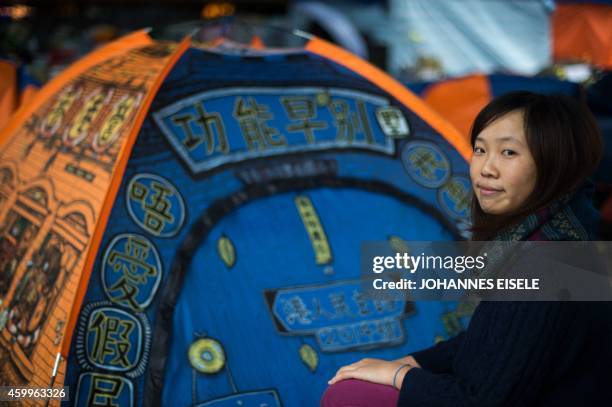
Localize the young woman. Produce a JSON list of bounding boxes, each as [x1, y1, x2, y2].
[[321, 92, 612, 406]]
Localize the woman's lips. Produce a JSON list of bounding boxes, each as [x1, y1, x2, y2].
[[478, 185, 503, 197]]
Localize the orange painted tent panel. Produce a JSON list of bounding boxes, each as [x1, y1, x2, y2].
[[0, 30, 184, 394]]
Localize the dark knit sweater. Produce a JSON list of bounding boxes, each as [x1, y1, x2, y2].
[[400, 301, 612, 406]]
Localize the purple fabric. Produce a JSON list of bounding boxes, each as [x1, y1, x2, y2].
[[321, 379, 399, 407]]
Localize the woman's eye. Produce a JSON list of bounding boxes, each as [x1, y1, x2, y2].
[[502, 149, 516, 157], [473, 146, 485, 154]]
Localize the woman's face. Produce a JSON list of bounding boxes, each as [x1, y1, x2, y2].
[[469, 110, 537, 215]]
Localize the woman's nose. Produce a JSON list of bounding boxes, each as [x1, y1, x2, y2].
[[480, 155, 499, 178]]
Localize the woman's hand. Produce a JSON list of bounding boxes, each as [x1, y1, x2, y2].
[[328, 358, 415, 389]]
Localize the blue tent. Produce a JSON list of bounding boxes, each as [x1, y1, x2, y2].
[[0, 30, 473, 407]]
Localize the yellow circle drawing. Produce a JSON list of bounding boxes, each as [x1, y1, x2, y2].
[[316, 92, 330, 106], [188, 337, 226, 374]]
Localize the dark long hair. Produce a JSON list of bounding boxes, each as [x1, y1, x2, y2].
[[470, 91, 603, 240]]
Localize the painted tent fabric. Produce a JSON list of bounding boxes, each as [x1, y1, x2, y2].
[[0, 31, 184, 395], [65, 40, 473, 406], [0, 31, 474, 407]]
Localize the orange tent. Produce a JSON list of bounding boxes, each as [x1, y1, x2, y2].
[[553, 3, 612, 69], [0, 60, 39, 132]]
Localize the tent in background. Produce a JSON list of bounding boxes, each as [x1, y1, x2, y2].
[[553, 0, 612, 69], [405, 73, 581, 140], [0, 59, 39, 132]]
